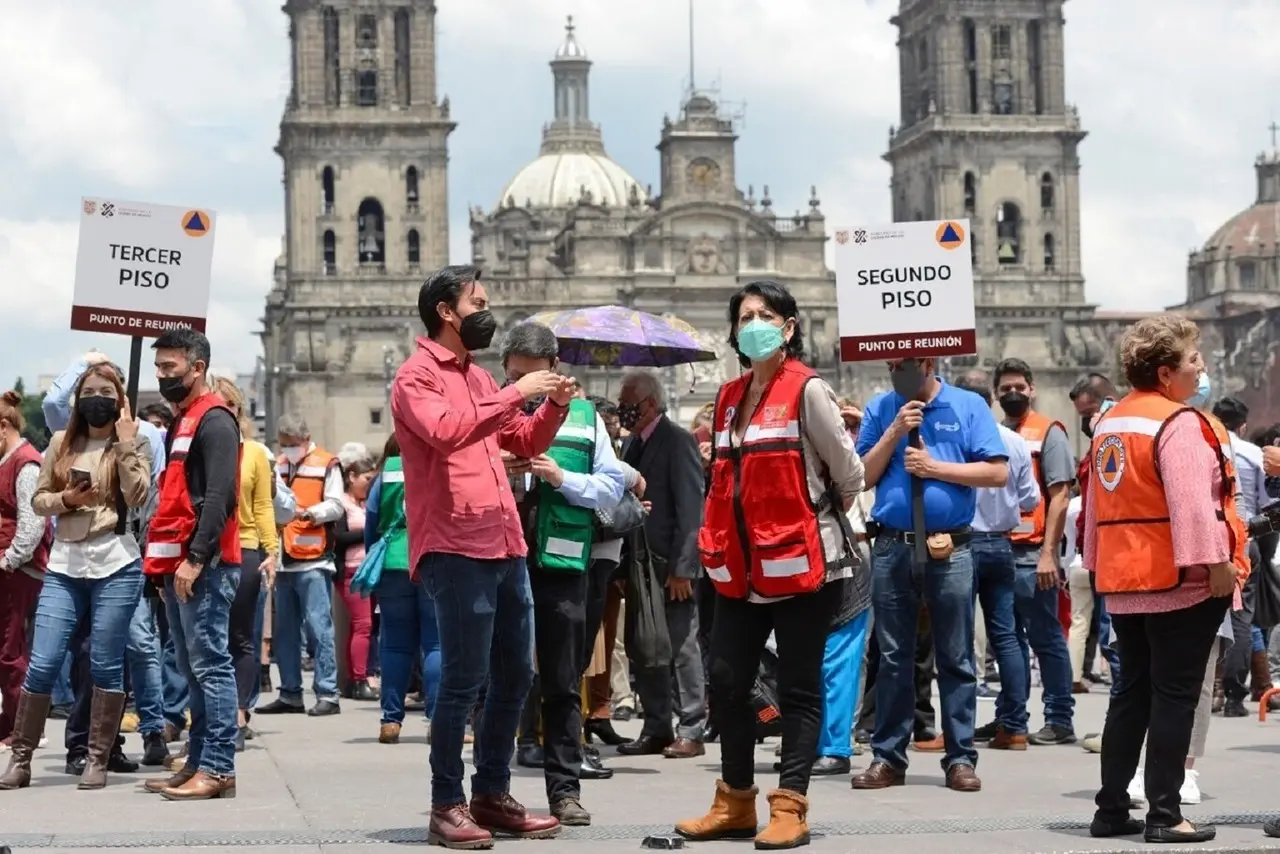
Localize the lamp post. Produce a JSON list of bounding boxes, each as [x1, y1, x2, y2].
[[383, 346, 396, 406]]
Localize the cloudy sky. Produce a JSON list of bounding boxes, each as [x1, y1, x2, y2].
[[2, 0, 1278, 390]]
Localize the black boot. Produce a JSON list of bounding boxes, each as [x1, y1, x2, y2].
[[583, 718, 628, 747], [141, 731, 169, 767]]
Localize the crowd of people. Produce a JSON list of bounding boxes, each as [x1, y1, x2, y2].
[[1, 269, 1280, 850]]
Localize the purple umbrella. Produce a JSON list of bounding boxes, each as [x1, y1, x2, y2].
[[527, 305, 717, 367]]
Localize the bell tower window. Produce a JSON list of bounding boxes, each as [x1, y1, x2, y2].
[[357, 68, 378, 107], [321, 166, 335, 214], [322, 230, 336, 274], [996, 202, 1021, 265], [394, 8, 411, 107], [323, 7, 340, 107], [356, 14, 377, 49], [963, 172, 976, 214], [1040, 173, 1055, 211], [1028, 20, 1045, 114], [1043, 233, 1056, 271], [406, 166, 420, 210], [992, 26, 1012, 60], [407, 229, 421, 266], [963, 20, 978, 114], [357, 198, 386, 265]]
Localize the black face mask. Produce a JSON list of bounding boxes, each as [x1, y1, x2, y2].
[[1080, 415, 1096, 439], [890, 360, 926, 400], [77, 396, 118, 429], [617, 402, 641, 431], [522, 394, 546, 415], [158, 375, 191, 404], [457, 310, 497, 351], [998, 391, 1031, 420]]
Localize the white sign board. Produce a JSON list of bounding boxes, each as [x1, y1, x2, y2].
[[72, 198, 217, 336], [834, 219, 977, 362]]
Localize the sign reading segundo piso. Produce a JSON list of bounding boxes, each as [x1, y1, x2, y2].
[[71, 198, 217, 336], [834, 218, 977, 362]]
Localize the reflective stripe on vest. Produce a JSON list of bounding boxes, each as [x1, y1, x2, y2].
[[535, 399, 597, 573], [1011, 411, 1066, 545], [1090, 392, 1249, 594], [144, 393, 243, 576], [698, 359, 832, 600]]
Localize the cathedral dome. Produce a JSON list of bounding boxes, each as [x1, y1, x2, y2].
[[497, 152, 645, 210], [1201, 150, 1280, 255]]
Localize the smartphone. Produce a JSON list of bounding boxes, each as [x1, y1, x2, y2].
[[692, 425, 711, 445], [69, 468, 92, 489]]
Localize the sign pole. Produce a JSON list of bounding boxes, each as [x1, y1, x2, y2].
[[909, 426, 928, 566], [126, 335, 143, 413]]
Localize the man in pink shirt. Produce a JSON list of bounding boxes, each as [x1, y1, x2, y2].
[[391, 265, 575, 849]]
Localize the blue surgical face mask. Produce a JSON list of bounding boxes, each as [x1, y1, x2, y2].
[[736, 320, 786, 363], [1185, 372, 1211, 409]]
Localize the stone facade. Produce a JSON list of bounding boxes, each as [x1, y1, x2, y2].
[[468, 21, 839, 422], [261, 0, 454, 449]]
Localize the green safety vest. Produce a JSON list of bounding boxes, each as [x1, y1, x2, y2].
[[378, 455, 410, 571], [535, 398, 597, 573]]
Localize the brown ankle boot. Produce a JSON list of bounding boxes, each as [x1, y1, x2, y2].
[[754, 789, 810, 850], [674, 779, 758, 841], [0, 691, 51, 790], [1251, 650, 1274, 701], [1212, 656, 1225, 714], [79, 688, 127, 790]]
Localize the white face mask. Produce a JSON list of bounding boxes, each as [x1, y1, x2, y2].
[[282, 446, 306, 465]]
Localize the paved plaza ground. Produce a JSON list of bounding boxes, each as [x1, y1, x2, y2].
[[3, 683, 1280, 853]]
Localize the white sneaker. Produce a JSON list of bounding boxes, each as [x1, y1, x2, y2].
[[38, 735, 47, 749], [1127, 768, 1146, 806], [1180, 769, 1202, 805]]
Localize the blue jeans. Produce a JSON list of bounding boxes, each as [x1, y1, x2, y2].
[[818, 609, 871, 758], [1093, 590, 1121, 698], [273, 568, 339, 701], [970, 535, 1029, 734], [165, 564, 240, 777], [52, 653, 74, 707], [126, 597, 165, 736], [1012, 546, 1075, 731], [377, 570, 440, 725], [870, 535, 978, 770], [24, 562, 144, 694], [247, 581, 269, 711], [161, 621, 190, 731], [419, 553, 534, 806]]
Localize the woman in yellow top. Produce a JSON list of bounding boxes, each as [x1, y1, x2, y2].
[[211, 377, 279, 750]]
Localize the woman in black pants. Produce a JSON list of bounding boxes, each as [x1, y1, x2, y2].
[[212, 377, 279, 751], [675, 280, 866, 850]]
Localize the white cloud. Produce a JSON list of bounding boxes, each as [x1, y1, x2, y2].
[[3, 0, 1280, 390]]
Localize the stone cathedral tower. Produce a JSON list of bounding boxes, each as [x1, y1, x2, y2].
[[883, 0, 1110, 429], [261, 0, 454, 448]]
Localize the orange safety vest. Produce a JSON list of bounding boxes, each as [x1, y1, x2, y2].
[[697, 359, 843, 599], [277, 446, 338, 562], [144, 392, 243, 575], [1011, 410, 1068, 545], [1090, 391, 1250, 594]]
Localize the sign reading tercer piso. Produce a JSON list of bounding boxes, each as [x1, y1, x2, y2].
[[834, 219, 977, 362], [71, 198, 217, 336]]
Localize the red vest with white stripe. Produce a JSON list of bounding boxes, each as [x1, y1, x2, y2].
[[1011, 411, 1067, 545], [697, 358, 827, 599], [144, 392, 243, 575]]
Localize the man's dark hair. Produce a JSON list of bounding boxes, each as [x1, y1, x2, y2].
[[418, 265, 482, 338], [151, 328, 211, 368], [1212, 396, 1249, 432], [138, 403, 173, 429], [1069, 372, 1116, 402], [500, 322, 559, 367], [993, 358, 1034, 388], [954, 372, 993, 405], [727, 280, 805, 368], [589, 396, 617, 417]]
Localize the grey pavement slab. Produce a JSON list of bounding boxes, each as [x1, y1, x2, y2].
[[3, 683, 1280, 852]]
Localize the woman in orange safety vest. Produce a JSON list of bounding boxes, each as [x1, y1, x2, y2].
[[1082, 315, 1248, 845], [675, 280, 866, 851]]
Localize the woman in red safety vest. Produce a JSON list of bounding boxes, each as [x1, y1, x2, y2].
[[675, 280, 867, 851]]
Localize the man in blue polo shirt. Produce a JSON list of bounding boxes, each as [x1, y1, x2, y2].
[[850, 357, 1008, 794]]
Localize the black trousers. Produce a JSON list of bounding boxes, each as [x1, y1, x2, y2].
[[65, 616, 128, 758], [529, 564, 590, 802], [1223, 542, 1261, 702], [712, 582, 836, 796], [1096, 595, 1229, 829], [230, 549, 264, 711]]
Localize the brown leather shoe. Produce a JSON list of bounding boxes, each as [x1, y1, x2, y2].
[[1072, 681, 1091, 694], [428, 803, 493, 849], [379, 723, 401, 744], [160, 771, 237, 801], [989, 727, 1028, 751], [662, 737, 705, 759], [850, 762, 905, 790], [143, 767, 196, 794], [616, 734, 674, 756], [910, 734, 945, 753], [945, 763, 981, 792], [470, 792, 561, 839], [163, 741, 189, 771]]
